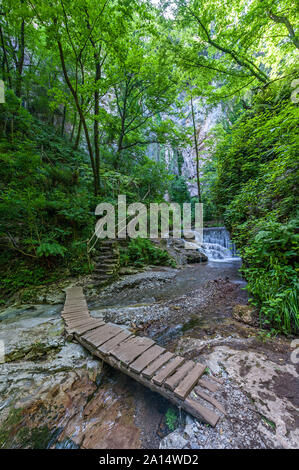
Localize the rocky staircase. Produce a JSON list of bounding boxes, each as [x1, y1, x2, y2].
[[91, 239, 120, 287]]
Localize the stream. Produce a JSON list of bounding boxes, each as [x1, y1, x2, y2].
[[0, 229, 298, 449]]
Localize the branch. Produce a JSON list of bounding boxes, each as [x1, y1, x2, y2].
[[268, 11, 299, 49]]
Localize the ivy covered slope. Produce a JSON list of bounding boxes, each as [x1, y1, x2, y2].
[[213, 82, 299, 334], [0, 92, 174, 300]]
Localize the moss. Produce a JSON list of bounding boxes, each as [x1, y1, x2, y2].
[[17, 425, 53, 449], [181, 315, 201, 333], [0, 405, 57, 449], [0, 407, 24, 448], [5, 342, 61, 362]]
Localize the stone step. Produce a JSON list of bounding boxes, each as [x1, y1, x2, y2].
[[95, 262, 116, 268], [94, 269, 112, 275]]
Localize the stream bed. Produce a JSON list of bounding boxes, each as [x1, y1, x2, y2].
[[0, 258, 298, 449]]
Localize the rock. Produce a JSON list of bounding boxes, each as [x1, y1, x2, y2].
[[185, 414, 196, 426], [165, 238, 207, 265], [233, 304, 257, 326], [182, 231, 195, 240], [186, 250, 208, 264], [119, 267, 142, 275], [159, 430, 188, 449]]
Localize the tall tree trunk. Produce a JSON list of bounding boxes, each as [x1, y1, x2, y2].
[[61, 104, 67, 137], [191, 95, 201, 203], [16, 19, 25, 98], [70, 111, 77, 142], [74, 117, 82, 150], [57, 38, 98, 195], [93, 61, 101, 196], [0, 24, 12, 88]]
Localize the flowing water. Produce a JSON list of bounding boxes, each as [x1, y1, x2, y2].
[[194, 227, 240, 262]]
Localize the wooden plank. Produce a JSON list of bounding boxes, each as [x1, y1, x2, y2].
[[67, 321, 105, 335], [194, 387, 226, 414], [66, 319, 103, 329], [73, 323, 105, 336], [185, 397, 220, 427], [62, 310, 89, 316], [174, 363, 206, 399], [62, 312, 89, 319], [197, 378, 220, 393], [83, 323, 122, 347], [142, 351, 174, 379], [152, 356, 185, 386], [83, 323, 112, 340], [63, 309, 88, 316], [98, 330, 133, 355], [63, 304, 87, 311], [110, 336, 154, 364], [63, 314, 90, 321], [164, 360, 194, 390], [129, 344, 165, 373], [65, 318, 101, 328]]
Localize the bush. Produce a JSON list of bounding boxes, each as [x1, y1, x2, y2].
[[119, 237, 175, 268]]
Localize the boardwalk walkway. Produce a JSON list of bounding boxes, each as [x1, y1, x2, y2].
[[62, 286, 226, 427]]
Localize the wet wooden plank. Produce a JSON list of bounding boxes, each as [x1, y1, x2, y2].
[[194, 387, 226, 414], [184, 397, 220, 427], [129, 344, 165, 374], [84, 323, 123, 347], [197, 378, 220, 393], [164, 360, 194, 390], [142, 351, 174, 379], [111, 336, 154, 364], [152, 356, 185, 386], [98, 330, 133, 355], [174, 363, 206, 399]]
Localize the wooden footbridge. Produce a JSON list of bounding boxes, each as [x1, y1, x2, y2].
[[62, 286, 226, 427]]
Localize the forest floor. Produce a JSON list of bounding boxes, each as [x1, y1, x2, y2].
[[0, 262, 298, 449]]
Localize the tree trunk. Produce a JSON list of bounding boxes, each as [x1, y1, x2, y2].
[[74, 117, 82, 149], [16, 19, 25, 98], [57, 38, 98, 195], [70, 111, 77, 142], [0, 24, 12, 88], [61, 104, 67, 137], [191, 95, 201, 203]]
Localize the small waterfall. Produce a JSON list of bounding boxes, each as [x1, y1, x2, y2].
[[193, 227, 240, 262]]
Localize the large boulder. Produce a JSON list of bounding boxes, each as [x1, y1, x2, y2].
[[163, 238, 208, 265]]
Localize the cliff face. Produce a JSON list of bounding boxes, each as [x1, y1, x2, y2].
[[148, 98, 223, 197], [180, 101, 222, 197]]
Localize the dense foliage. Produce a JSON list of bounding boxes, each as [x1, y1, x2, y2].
[[0, 91, 174, 298], [211, 82, 299, 333]]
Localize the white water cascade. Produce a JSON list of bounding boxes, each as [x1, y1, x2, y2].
[[192, 227, 240, 262]]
